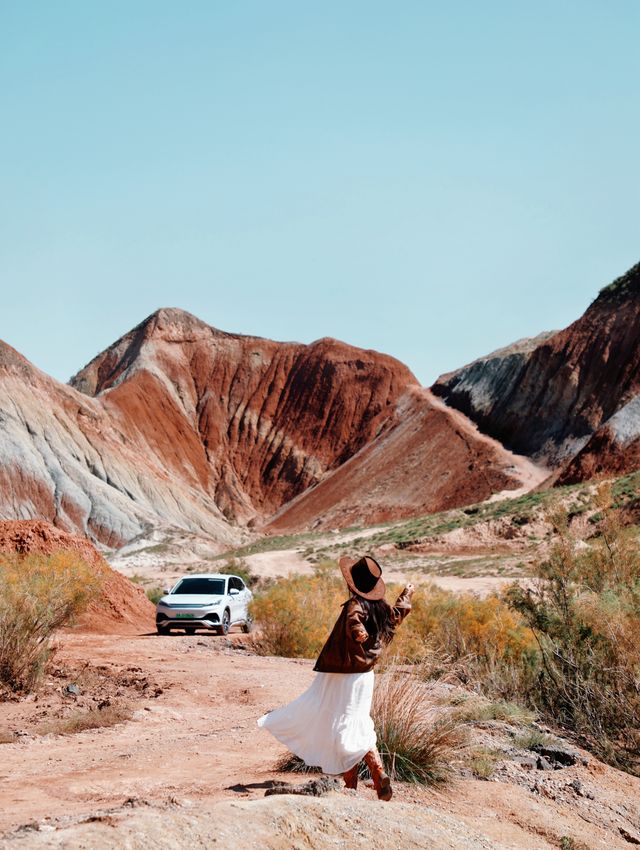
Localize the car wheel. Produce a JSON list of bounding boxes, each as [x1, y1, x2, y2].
[[157, 624, 170, 635], [242, 614, 253, 634], [218, 609, 230, 636]]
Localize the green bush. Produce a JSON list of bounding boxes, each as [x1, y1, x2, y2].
[[146, 586, 164, 604]]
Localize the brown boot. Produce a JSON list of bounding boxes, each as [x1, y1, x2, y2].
[[363, 749, 392, 801], [342, 763, 359, 790]]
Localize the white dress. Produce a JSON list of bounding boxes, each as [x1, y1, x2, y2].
[[257, 670, 377, 775]]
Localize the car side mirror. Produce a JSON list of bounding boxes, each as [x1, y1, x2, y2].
[[163, 588, 171, 596], [229, 588, 239, 596]]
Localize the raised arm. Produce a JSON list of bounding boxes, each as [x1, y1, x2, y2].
[[391, 584, 414, 626]]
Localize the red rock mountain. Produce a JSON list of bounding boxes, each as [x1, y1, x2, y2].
[[433, 261, 640, 480], [69, 309, 419, 523], [6, 258, 637, 548], [0, 309, 531, 545]]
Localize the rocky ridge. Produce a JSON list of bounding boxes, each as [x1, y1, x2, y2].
[[266, 387, 546, 533], [69, 308, 420, 524], [433, 260, 640, 479], [3, 258, 640, 548]]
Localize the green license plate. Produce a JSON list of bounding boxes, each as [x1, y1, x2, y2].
[[175, 613, 194, 619]]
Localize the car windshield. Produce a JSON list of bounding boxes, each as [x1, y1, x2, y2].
[[172, 577, 226, 595]]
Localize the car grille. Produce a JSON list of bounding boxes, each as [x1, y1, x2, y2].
[[163, 603, 207, 609]]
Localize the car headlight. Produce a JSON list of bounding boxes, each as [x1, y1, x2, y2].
[[209, 599, 222, 606]]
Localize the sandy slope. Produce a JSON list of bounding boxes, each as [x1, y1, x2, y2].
[[265, 388, 548, 533]]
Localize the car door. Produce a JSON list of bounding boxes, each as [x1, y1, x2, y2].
[[234, 578, 251, 621], [227, 576, 242, 623]]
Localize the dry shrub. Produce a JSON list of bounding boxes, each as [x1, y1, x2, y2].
[[250, 563, 345, 658], [507, 490, 640, 773], [469, 747, 498, 780], [275, 752, 321, 774], [218, 557, 256, 588], [512, 729, 555, 751], [560, 838, 593, 850], [37, 704, 131, 736], [0, 551, 102, 692], [389, 585, 538, 702], [372, 667, 465, 784]]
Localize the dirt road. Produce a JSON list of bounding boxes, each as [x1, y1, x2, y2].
[[1, 630, 639, 849], [0, 630, 310, 834]]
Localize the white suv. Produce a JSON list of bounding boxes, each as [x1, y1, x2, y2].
[[156, 573, 253, 636]]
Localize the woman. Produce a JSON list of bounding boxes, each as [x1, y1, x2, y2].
[[258, 555, 413, 801]]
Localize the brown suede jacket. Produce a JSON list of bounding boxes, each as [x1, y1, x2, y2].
[[313, 588, 412, 674]]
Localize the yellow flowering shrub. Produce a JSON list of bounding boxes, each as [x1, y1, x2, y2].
[[250, 563, 347, 658], [393, 584, 536, 665], [0, 551, 102, 691]]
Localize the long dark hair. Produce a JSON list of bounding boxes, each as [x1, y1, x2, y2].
[[355, 595, 395, 644]]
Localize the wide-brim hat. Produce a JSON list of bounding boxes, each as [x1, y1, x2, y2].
[[339, 555, 386, 601]]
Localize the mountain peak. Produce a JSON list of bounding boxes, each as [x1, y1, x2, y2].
[[137, 307, 226, 338]]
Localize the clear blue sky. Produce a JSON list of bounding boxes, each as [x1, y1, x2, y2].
[[2, 1, 639, 385]]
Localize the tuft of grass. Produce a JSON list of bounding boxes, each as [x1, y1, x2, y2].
[[276, 753, 322, 774], [560, 837, 592, 850], [36, 704, 131, 736], [453, 698, 535, 725], [372, 668, 466, 785], [469, 747, 499, 780], [277, 669, 464, 787], [513, 729, 555, 751], [146, 586, 164, 604]]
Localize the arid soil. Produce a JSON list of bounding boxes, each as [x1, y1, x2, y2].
[[1, 628, 639, 849]]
